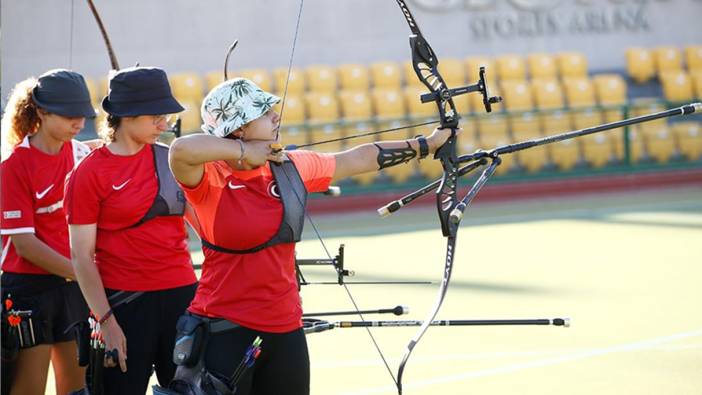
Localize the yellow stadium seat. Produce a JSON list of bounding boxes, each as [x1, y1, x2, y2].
[[465, 56, 497, 82], [477, 114, 508, 139], [691, 71, 702, 99], [557, 52, 588, 79], [496, 54, 526, 81], [170, 73, 204, 102], [306, 65, 337, 93], [371, 89, 406, 119], [500, 80, 533, 112], [625, 48, 656, 83], [282, 126, 308, 148], [308, 125, 343, 153], [273, 67, 305, 94], [581, 133, 612, 168], [645, 125, 676, 163], [305, 92, 339, 123], [510, 113, 548, 172], [531, 79, 564, 110], [684, 45, 702, 72], [404, 86, 435, 118], [175, 100, 202, 135], [672, 121, 702, 161], [370, 62, 402, 89], [379, 122, 416, 183], [338, 90, 372, 121], [238, 69, 273, 92], [593, 74, 627, 106], [571, 108, 602, 130], [563, 77, 596, 108], [550, 138, 581, 171], [653, 46, 683, 74], [338, 64, 370, 91], [274, 94, 306, 125], [660, 71, 694, 102], [453, 94, 471, 116], [439, 58, 466, 86], [540, 110, 571, 136], [540, 111, 578, 170], [527, 53, 557, 80], [205, 71, 222, 92]]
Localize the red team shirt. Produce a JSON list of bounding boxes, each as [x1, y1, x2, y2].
[[182, 151, 335, 333], [65, 144, 196, 291], [1, 138, 79, 274]]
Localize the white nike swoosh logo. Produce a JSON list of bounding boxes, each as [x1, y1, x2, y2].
[[112, 180, 131, 190], [228, 182, 246, 190], [35, 184, 54, 199]]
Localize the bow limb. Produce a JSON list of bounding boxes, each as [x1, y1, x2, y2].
[[85, 0, 119, 70], [393, 1, 461, 393]]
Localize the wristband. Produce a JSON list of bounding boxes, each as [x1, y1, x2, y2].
[[416, 135, 429, 160]]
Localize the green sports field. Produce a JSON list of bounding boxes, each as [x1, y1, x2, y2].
[[49, 186, 702, 394]]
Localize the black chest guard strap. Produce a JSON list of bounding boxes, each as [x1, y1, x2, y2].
[[133, 143, 186, 227], [201, 159, 307, 255]]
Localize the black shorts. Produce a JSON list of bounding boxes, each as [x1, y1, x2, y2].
[[1, 273, 88, 347]]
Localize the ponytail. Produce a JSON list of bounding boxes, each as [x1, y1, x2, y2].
[[1, 78, 40, 161]]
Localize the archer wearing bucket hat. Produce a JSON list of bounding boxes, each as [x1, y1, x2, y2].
[[165, 75, 455, 394], [1, 69, 94, 394], [65, 65, 197, 394]]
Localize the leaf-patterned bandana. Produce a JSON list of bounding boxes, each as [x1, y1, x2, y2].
[[201, 78, 281, 137]]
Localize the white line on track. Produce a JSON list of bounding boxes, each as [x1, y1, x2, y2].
[[334, 328, 702, 395]]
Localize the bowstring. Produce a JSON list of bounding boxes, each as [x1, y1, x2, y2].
[[276, 0, 398, 386]]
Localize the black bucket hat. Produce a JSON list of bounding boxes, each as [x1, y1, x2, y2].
[[102, 67, 184, 116], [31, 69, 96, 118]]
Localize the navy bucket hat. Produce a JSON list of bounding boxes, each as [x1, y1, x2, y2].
[[102, 67, 184, 116], [31, 69, 96, 118]]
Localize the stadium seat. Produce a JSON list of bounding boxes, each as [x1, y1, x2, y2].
[[205, 71, 223, 92], [527, 53, 558, 80], [273, 67, 305, 94], [453, 94, 471, 116], [404, 86, 436, 118], [465, 56, 497, 82], [238, 69, 273, 92], [274, 94, 306, 125], [671, 121, 702, 161], [175, 100, 202, 135], [496, 54, 527, 81], [684, 45, 702, 72], [593, 74, 628, 106], [84, 77, 100, 104], [282, 126, 308, 148], [531, 79, 564, 110], [581, 132, 613, 168], [557, 52, 588, 79], [645, 125, 676, 163], [306, 65, 338, 93], [439, 58, 466, 86], [477, 114, 509, 139], [338, 64, 370, 91], [307, 125, 344, 153], [660, 71, 694, 102], [500, 80, 533, 111], [305, 92, 339, 123], [562, 77, 596, 108], [690, 71, 702, 99], [338, 90, 373, 121], [540, 111, 579, 170], [625, 48, 656, 83], [370, 61, 403, 89], [653, 46, 683, 75], [170, 73, 204, 102], [371, 88, 406, 119], [571, 108, 602, 130], [510, 113, 548, 172]]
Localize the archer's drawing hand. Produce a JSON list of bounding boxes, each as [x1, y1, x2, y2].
[[242, 139, 284, 166]]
